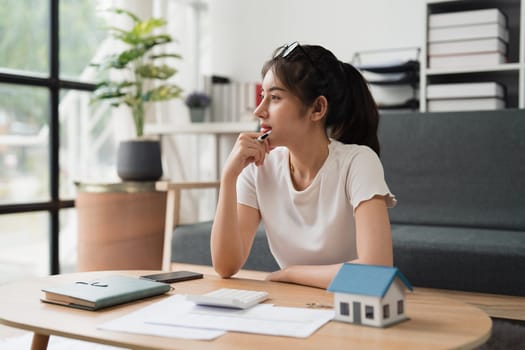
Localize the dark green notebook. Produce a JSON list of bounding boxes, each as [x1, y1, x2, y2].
[[41, 275, 171, 310]]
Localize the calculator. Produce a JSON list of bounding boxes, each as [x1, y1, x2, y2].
[[186, 288, 269, 309]]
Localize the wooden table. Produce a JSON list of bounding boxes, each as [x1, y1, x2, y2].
[[0, 269, 491, 350], [174, 263, 525, 321]]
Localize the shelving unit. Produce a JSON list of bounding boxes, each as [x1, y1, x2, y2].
[[420, 0, 525, 111], [353, 48, 421, 111]]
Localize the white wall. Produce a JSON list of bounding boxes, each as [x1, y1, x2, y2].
[[209, 0, 426, 82]]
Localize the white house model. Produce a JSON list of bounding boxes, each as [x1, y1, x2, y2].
[[327, 263, 413, 328]]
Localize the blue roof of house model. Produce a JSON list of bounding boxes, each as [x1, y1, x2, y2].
[[327, 263, 413, 297]]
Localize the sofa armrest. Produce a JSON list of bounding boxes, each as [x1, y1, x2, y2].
[[156, 180, 220, 270]]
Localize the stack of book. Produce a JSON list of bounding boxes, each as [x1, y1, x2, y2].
[[428, 8, 508, 69], [203, 75, 261, 123], [426, 82, 505, 112]]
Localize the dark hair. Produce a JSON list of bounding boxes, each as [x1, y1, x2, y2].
[[261, 44, 380, 155]]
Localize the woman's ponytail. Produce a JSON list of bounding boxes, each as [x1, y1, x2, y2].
[[327, 63, 380, 156]]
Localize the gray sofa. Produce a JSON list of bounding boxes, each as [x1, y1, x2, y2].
[[171, 109, 525, 297], [380, 109, 525, 297]]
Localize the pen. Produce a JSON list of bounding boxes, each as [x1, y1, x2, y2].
[[257, 130, 272, 142]]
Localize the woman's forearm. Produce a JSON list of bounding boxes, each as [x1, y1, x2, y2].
[[266, 255, 393, 290], [266, 264, 344, 289], [211, 131, 270, 278], [210, 174, 246, 277]]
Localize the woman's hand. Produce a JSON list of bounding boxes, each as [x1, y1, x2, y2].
[[265, 264, 344, 289], [265, 268, 289, 283], [222, 132, 271, 179]]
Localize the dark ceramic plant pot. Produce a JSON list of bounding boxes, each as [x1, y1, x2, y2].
[[190, 108, 206, 122], [117, 139, 163, 181]]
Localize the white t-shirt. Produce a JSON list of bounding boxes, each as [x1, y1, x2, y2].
[[237, 139, 396, 268]]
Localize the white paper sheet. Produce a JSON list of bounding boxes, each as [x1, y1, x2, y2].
[[146, 295, 334, 338], [98, 295, 225, 340]]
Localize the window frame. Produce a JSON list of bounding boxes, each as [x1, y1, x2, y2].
[[383, 304, 390, 319], [339, 301, 350, 316], [397, 299, 405, 315], [0, 0, 95, 275], [365, 305, 375, 320]]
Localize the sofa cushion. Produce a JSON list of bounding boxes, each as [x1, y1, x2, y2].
[[171, 221, 279, 272], [379, 109, 525, 231], [170, 220, 525, 295], [392, 224, 525, 296]]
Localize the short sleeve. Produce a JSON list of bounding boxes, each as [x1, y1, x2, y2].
[[346, 147, 397, 213], [237, 164, 259, 209]]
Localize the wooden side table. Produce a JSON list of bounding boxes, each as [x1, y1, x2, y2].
[[75, 182, 166, 271]]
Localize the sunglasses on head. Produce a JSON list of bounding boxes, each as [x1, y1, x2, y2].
[[277, 41, 301, 58], [274, 41, 324, 78]]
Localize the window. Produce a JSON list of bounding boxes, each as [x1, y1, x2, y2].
[[0, 0, 208, 283], [0, 212, 49, 284], [398, 300, 404, 314], [0, 0, 108, 281], [0, 1, 49, 74], [365, 305, 374, 319], [383, 304, 390, 319], [340, 301, 350, 316], [0, 83, 50, 204]]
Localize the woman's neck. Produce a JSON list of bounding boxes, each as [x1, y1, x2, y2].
[[288, 134, 330, 190]]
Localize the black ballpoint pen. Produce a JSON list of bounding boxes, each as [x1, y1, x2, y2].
[[257, 130, 272, 142]]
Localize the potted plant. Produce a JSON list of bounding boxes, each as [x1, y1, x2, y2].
[[185, 91, 211, 123], [91, 8, 183, 181]]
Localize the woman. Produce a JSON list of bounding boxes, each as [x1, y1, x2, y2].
[[211, 42, 396, 289]]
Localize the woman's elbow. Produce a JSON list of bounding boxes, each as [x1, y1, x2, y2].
[[212, 262, 240, 278], [376, 254, 394, 267], [369, 251, 393, 267]]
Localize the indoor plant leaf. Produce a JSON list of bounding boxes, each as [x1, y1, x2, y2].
[[91, 8, 183, 138], [150, 53, 183, 60], [135, 64, 177, 80], [144, 85, 183, 102], [131, 18, 167, 37], [109, 8, 141, 23]]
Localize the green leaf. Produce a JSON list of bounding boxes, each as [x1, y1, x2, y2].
[[136, 64, 177, 80], [141, 34, 173, 49], [92, 89, 126, 100], [131, 18, 167, 37], [123, 95, 141, 107], [108, 8, 141, 23], [94, 81, 110, 89], [97, 48, 147, 69], [107, 28, 137, 43], [92, 81, 136, 101], [109, 33, 173, 51], [144, 85, 183, 102], [105, 26, 128, 35], [149, 53, 183, 60], [107, 28, 141, 45], [95, 80, 132, 87]]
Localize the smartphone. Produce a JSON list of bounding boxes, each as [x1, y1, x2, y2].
[[140, 271, 203, 283]]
